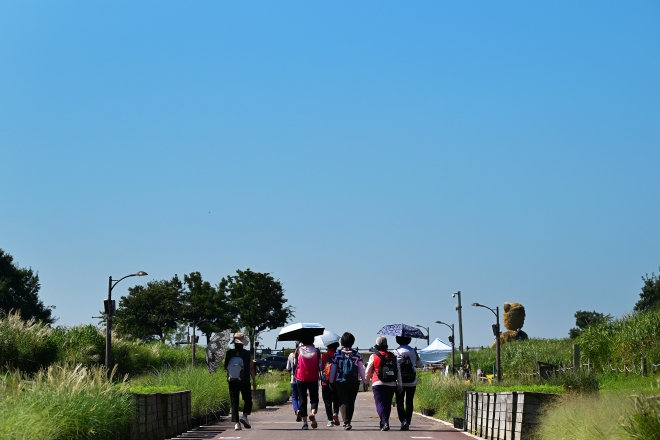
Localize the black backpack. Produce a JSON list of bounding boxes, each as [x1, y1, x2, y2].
[[399, 352, 416, 383], [375, 351, 398, 383]]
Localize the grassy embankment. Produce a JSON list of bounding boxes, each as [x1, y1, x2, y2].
[[0, 312, 290, 439], [414, 309, 660, 440]]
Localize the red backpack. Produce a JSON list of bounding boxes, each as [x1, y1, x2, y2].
[[294, 346, 321, 382]]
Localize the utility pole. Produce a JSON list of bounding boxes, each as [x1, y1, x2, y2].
[[453, 291, 465, 365]]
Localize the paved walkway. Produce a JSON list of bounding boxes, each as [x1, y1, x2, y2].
[[176, 391, 473, 440]]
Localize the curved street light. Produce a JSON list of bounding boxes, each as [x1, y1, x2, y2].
[[106, 271, 148, 374], [415, 324, 430, 347], [435, 320, 455, 375], [471, 302, 501, 381]]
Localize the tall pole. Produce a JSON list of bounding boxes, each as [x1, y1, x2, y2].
[[105, 276, 112, 372], [105, 271, 147, 376], [496, 306, 501, 382], [435, 320, 456, 376], [191, 321, 196, 367], [454, 291, 464, 365]]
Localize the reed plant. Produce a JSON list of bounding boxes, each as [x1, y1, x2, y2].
[[256, 371, 290, 404], [578, 310, 660, 370], [0, 311, 58, 373], [0, 364, 132, 440]]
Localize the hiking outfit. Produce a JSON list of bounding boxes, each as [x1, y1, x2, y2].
[[224, 346, 254, 428], [328, 347, 366, 429], [285, 351, 300, 418], [394, 345, 423, 429], [320, 349, 340, 426], [294, 344, 321, 428], [365, 349, 402, 430]]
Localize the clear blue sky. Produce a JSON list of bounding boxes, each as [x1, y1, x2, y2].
[[1, 1, 659, 350]]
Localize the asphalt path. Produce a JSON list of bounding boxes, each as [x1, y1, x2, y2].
[[177, 391, 474, 440]]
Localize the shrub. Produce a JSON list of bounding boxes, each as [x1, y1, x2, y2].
[[621, 395, 660, 439]]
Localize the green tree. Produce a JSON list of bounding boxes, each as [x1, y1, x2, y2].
[[115, 275, 183, 342], [223, 268, 294, 353], [634, 269, 660, 313], [0, 248, 55, 324], [569, 310, 612, 339], [182, 272, 234, 345]]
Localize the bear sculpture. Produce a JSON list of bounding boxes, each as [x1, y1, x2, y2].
[[492, 302, 528, 347]]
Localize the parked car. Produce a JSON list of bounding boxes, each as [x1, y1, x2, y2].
[[256, 355, 288, 372]]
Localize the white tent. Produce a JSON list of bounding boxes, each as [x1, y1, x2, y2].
[[418, 338, 453, 364]]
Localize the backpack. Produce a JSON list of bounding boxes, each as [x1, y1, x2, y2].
[[226, 351, 245, 382], [375, 351, 398, 383], [294, 346, 320, 382], [398, 351, 416, 383], [339, 350, 360, 383], [320, 352, 334, 386]]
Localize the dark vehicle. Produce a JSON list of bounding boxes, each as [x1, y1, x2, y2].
[[256, 355, 288, 372]]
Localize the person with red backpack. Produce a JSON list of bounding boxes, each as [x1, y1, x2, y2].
[[365, 336, 402, 431], [320, 339, 340, 427], [294, 333, 321, 430], [328, 332, 367, 431]]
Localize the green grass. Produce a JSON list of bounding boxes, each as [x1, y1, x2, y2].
[[0, 364, 133, 440], [255, 371, 290, 405], [127, 384, 186, 394], [130, 365, 230, 417], [0, 311, 59, 373], [414, 373, 471, 420]]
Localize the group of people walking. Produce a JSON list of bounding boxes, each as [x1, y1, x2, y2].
[[223, 330, 423, 432]]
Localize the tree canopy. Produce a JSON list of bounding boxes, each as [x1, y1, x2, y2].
[[222, 268, 294, 350], [569, 310, 612, 339], [0, 248, 55, 324], [182, 272, 234, 344], [115, 275, 183, 342], [633, 269, 660, 313]]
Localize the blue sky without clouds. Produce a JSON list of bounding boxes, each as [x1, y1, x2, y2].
[[1, 1, 659, 349]]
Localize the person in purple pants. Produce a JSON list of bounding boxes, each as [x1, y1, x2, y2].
[[365, 336, 402, 431]]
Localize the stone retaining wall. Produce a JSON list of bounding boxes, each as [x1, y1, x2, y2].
[[465, 391, 556, 440], [130, 391, 191, 440]]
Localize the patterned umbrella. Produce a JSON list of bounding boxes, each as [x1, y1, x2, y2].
[[377, 323, 426, 339], [205, 329, 232, 374]]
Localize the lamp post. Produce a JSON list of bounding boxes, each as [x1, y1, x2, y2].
[[472, 302, 501, 382], [106, 271, 147, 374], [415, 324, 430, 346], [453, 291, 464, 366], [435, 320, 455, 375]]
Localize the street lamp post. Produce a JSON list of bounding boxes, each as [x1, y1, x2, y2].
[[435, 320, 455, 375], [106, 271, 147, 374], [416, 324, 430, 346], [472, 302, 501, 382], [453, 291, 465, 366]]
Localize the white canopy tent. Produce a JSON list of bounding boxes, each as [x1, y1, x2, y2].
[[418, 338, 453, 364]]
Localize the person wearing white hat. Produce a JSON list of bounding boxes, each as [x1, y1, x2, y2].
[[224, 332, 256, 431]]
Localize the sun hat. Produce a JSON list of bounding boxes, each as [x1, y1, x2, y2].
[[233, 332, 249, 345]]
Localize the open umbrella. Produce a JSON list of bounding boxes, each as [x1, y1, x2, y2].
[[314, 330, 340, 348], [205, 329, 232, 374], [276, 322, 324, 348], [377, 323, 426, 339]]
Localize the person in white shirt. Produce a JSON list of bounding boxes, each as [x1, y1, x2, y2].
[[285, 343, 301, 422], [393, 336, 424, 431]]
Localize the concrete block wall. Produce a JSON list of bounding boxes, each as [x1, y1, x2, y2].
[[130, 391, 191, 440], [465, 391, 556, 440]]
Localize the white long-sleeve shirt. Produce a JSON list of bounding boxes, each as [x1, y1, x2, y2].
[[393, 345, 424, 387]]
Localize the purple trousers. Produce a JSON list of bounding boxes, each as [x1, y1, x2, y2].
[[372, 385, 396, 426]]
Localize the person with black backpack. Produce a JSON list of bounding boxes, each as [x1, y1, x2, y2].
[[223, 332, 256, 431], [328, 332, 366, 431], [365, 336, 402, 431], [393, 336, 424, 431]]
